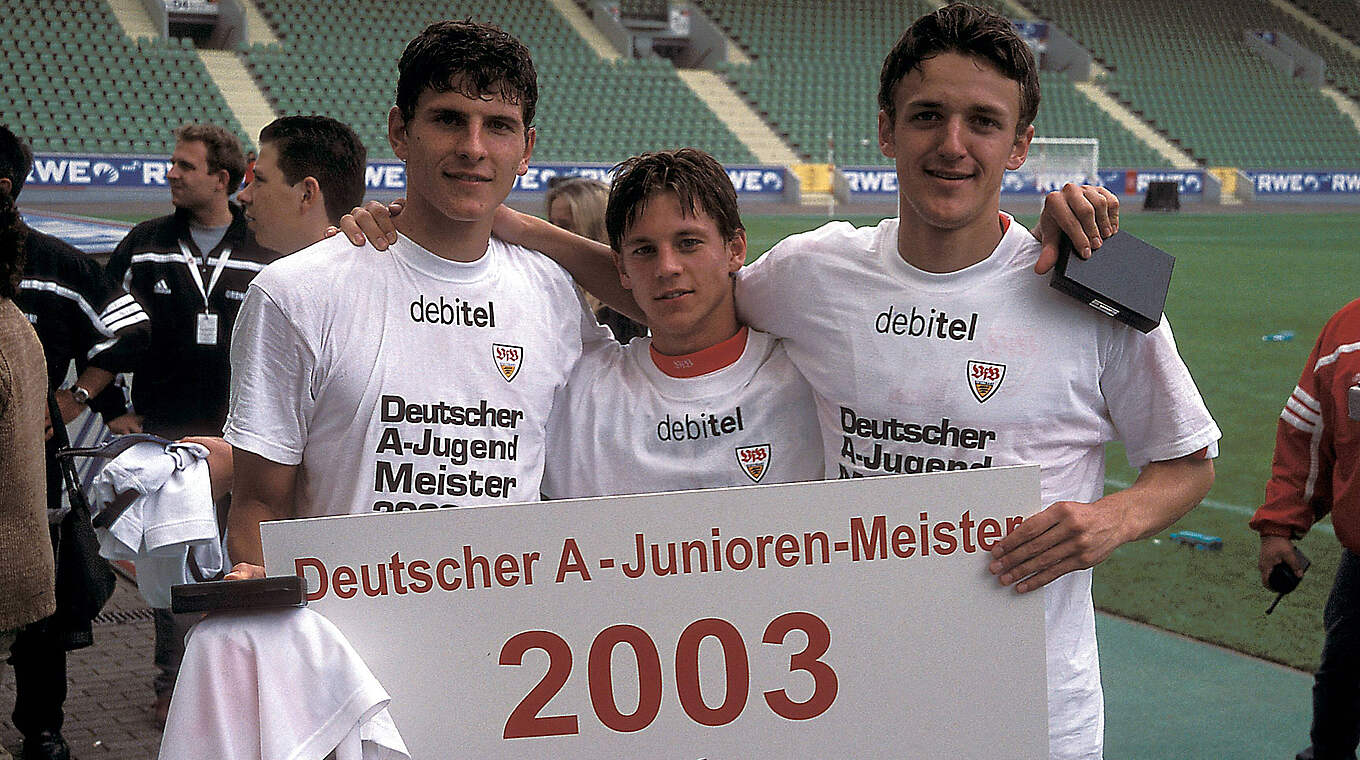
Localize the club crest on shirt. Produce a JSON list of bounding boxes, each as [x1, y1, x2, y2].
[[493, 344, 523, 382], [735, 444, 771, 483], [967, 360, 1006, 403]]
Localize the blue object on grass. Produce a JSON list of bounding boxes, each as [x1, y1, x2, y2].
[[1169, 531, 1223, 550]]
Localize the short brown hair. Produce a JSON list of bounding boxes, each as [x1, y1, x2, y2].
[[879, 3, 1040, 134], [173, 122, 247, 193], [259, 115, 367, 225], [605, 148, 741, 254]]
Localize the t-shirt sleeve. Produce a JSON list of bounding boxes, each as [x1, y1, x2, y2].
[[222, 282, 317, 465], [540, 380, 575, 501], [736, 239, 798, 339], [541, 337, 616, 500], [737, 221, 859, 340], [576, 288, 614, 349], [1101, 317, 1221, 468]]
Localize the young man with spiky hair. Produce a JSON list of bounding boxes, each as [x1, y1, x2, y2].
[[733, 5, 1219, 757], [541, 148, 821, 498], [223, 21, 608, 578], [237, 115, 367, 256]]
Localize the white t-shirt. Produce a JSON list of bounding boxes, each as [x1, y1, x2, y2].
[[160, 607, 409, 760], [224, 233, 608, 518], [736, 214, 1221, 760], [542, 329, 824, 498]]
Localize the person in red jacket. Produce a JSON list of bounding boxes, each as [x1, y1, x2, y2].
[[1251, 297, 1360, 760]]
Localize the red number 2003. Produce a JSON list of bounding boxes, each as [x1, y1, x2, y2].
[[500, 612, 838, 739]]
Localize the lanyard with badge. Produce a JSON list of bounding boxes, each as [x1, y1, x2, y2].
[[179, 240, 232, 346]]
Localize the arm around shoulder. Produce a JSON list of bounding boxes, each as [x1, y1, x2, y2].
[[493, 205, 646, 323]]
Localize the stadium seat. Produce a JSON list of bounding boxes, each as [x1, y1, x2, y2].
[[0, 0, 252, 155], [239, 0, 756, 163], [1022, 0, 1360, 167]]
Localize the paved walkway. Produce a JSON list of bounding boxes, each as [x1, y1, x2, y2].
[[1, 574, 164, 759]]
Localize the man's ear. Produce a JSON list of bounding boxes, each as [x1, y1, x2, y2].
[[213, 168, 232, 196], [299, 176, 322, 213], [878, 110, 897, 159], [615, 251, 633, 291], [0, 177, 11, 198], [517, 126, 536, 176], [726, 229, 747, 273], [1007, 124, 1035, 171], [388, 106, 409, 162]]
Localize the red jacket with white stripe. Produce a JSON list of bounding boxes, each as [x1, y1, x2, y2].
[[1251, 298, 1360, 554]]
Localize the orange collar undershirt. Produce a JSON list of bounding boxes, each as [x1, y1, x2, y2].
[[649, 326, 750, 378], [999, 213, 1011, 234]]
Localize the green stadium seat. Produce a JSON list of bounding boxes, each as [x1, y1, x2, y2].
[[239, 0, 756, 164], [1023, 0, 1360, 167]]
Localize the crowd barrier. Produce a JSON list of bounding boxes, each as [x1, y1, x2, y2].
[[22, 153, 1360, 206]]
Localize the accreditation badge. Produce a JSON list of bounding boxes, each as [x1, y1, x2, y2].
[[196, 311, 219, 346]]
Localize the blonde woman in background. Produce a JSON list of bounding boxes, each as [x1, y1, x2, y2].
[[545, 177, 648, 343]]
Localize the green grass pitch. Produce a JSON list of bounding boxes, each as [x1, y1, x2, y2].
[[743, 210, 1359, 671]]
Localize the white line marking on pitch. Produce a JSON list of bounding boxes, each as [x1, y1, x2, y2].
[[1104, 477, 1335, 536]]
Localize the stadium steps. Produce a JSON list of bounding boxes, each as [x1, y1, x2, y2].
[[683, 2, 750, 65], [547, 0, 621, 60], [1021, 0, 1360, 167], [1290, 0, 1360, 45], [1322, 85, 1360, 131], [239, 0, 757, 164], [1270, 0, 1360, 87], [106, 0, 159, 39], [1071, 82, 1196, 169], [1004, 0, 1196, 167], [241, 0, 280, 46], [674, 69, 800, 165], [197, 50, 276, 147]]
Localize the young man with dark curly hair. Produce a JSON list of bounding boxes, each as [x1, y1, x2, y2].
[[223, 21, 609, 578]]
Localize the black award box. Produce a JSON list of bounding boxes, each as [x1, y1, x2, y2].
[[1051, 230, 1174, 334]]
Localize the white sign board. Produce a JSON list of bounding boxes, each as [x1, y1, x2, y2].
[[262, 466, 1048, 758]]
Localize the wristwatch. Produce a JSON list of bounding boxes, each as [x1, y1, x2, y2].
[[68, 385, 91, 404]]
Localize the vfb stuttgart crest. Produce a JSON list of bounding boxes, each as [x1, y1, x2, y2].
[[967, 360, 1006, 403], [493, 344, 523, 382], [735, 444, 771, 483]]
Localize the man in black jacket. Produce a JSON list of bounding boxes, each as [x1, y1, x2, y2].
[[105, 123, 281, 439], [1, 125, 149, 760], [103, 122, 280, 726]]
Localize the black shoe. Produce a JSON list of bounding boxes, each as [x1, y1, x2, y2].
[[20, 731, 69, 760]]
